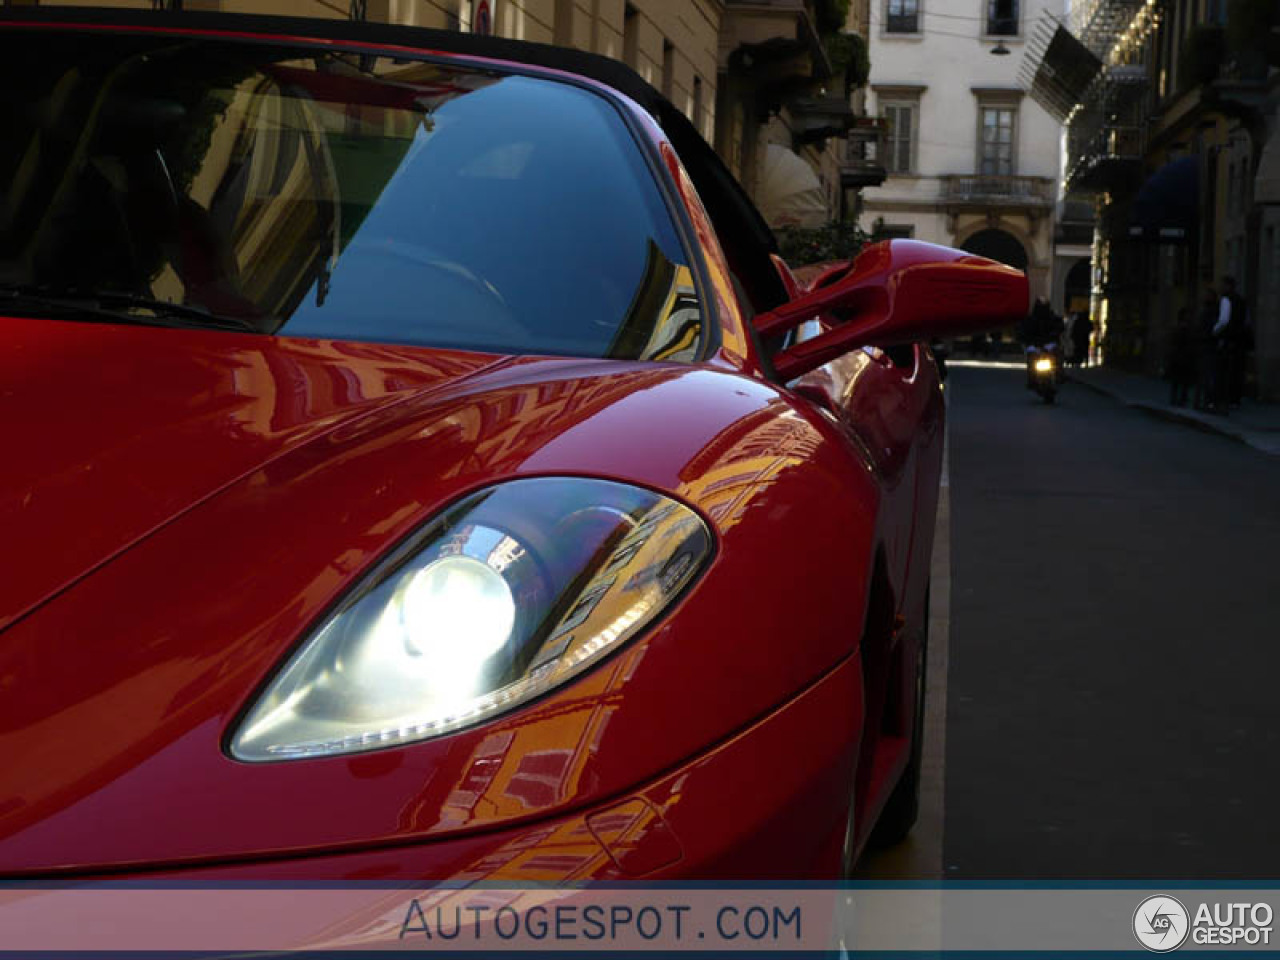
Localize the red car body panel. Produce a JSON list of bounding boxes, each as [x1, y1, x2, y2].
[[0, 317, 505, 631], [143, 655, 864, 884], [1, 335, 883, 875], [0, 13, 949, 882]]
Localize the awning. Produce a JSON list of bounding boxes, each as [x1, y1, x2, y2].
[[1128, 156, 1199, 242], [1022, 20, 1103, 122], [756, 143, 827, 229]]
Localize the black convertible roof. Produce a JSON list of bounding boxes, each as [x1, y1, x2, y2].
[[0, 5, 666, 113]]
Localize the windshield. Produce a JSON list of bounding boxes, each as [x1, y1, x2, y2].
[[0, 31, 703, 361]]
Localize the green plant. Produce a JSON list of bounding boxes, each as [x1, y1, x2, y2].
[[815, 0, 853, 34], [776, 219, 869, 266], [825, 31, 871, 91]]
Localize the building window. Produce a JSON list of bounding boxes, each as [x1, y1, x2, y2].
[[886, 0, 920, 34], [622, 4, 639, 69], [979, 105, 1016, 175], [986, 0, 1018, 35], [693, 75, 704, 136], [883, 102, 916, 173], [554, 0, 575, 46], [661, 39, 675, 99]]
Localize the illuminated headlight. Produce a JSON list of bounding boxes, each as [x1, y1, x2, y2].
[[230, 478, 712, 762], [1034, 357, 1054, 372]]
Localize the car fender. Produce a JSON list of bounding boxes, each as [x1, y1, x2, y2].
[[0, 357, 883, 874]]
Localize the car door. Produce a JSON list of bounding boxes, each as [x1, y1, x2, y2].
[[775, 259, 937, 603], [655, 104, 938, 603]]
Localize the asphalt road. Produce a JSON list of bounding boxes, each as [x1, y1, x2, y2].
[[939, 361, 1280, 878]]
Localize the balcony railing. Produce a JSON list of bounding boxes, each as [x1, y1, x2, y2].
[[841, 118, 888, 189], [1072, 0, 1146, 60], [721, 0, 831, 81], [789, 96, 856, 144], [940, 175, 1056, 207], [1065, 122, 1145, 191], [1063, 61, 1148, 193]]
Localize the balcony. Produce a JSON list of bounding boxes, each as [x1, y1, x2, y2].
[[1063, 63, 1148, 192], [841, 118, 888, 189], [788, 96, 856, 144], [720, 1, 831, 87], [1022, 18, 1104, 122], [940, 175, 1056, 210], [1071, 0, 1146, 59], [1065, 123, 1144, 192], [1055, 195, 1096, 245]]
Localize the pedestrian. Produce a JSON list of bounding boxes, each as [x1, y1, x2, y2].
[[1166, 308, 1196, 406], [1071, 311, 1093, 368], [1193, 287, 1218, 410], [1213, 276, 1251, 409]]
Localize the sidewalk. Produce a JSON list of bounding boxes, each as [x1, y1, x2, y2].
[[1067, 365, 1280, 456]]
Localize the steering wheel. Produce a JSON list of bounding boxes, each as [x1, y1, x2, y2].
[[336, 238, 529, 347]]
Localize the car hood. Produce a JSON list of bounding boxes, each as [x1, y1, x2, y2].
[[0, 323, 878, 877], [0, 316, 504, 632]]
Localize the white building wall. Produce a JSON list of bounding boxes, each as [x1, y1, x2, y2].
[[861, 0, 1069, 300]]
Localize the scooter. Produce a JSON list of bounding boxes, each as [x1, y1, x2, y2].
[[1026, 343, 1059, 404]]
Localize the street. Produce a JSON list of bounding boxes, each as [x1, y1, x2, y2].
[[862, 361, 1280, 880]]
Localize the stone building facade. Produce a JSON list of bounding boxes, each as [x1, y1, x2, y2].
[[859, 0, 1071, 305], [1028, 0, 1279, 397]]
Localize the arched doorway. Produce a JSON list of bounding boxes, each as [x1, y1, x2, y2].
[[1063, 257, 1091, 316], [960, 228, 1028, 271], [960, 229, 1028, 354]]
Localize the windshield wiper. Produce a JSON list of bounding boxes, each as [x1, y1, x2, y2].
[[0, 284, 261, 333]]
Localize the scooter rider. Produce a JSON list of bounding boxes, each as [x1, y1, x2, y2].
[[1019, 297, 1064, 387]]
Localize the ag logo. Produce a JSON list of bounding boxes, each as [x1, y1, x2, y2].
[[1134, 895, 1190, 952]]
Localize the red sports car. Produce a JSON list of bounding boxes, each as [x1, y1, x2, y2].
[[0, 8, 1025, 885]]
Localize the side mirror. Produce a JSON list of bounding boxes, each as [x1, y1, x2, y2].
[[755, 239, 1029, 381]]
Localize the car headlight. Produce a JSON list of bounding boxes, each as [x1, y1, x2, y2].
[[229, 477, 712, 762]]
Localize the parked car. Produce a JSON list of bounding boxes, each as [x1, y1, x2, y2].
[[0, 8, 1026, 884]]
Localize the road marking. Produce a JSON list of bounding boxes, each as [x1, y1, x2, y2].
[[949, 358, 1024, 370]]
